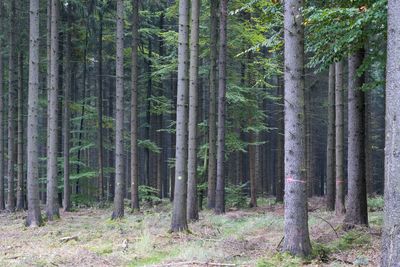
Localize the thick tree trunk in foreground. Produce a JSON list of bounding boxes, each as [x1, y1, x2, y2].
[[215, 0, 227, 215], [112, 0, 125, 220], [335, 60, 345, 215], [282, 0, 311, 257], [381, 1, 400, 265], [63, 3, 72, 211], [345, 51, 368, 227], [16, 52, 24, 210], [187, 0, 201, 221], [207, 0, 218, 209], [171, 0, 190, 232], [326, 64, 335, 211], [26, 0, 42, 227], [46, 0, 60, 220], [130, 0, 140, 211], [0, 3, 4, 210], [7, 0, 17, 212]]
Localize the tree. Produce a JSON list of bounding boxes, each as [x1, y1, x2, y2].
[[282, 0, 311, 256], [130, 0, 139, 211], [63, 2, 72, 212], [214, 0, 227, 214], [344, 50, 368, 227], [112, 0, 125, 220], [171, 0, 190, 232], [187, 0, 201, 221], [7, 0, 17, 212], [46, 0, 60, 220], [326, 64, 335, 211], [335, 60, 345, 215], [16, 52, 24, 210], [0, 0, 5, 211], [207, 0, 218, 210], [381, 0, 400, 265], [26, 0, 42, 227]]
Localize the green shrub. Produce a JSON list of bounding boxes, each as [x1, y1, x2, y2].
[[257, 253, 303, 267], [139, 185, 161, 204], [226, 183, 248, 208], [367, 196, 384, 211]]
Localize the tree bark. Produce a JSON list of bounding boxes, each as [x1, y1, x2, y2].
[[282, 0, 311, 257], [214, 0, 227, 214], [171, 0, 190, 232], [381, 2, 400, 265], [130, 0, 140, 211], [97, 10, 104, 201], [249, 133, 257, 207], [187, 0, 201, 222], [0, 1, 4, 210], [207, 0, 218, 209], [275, 78, 284, 203], [335, 60, 345, 215], [344, 50, 368, 227], [46, 0, 60, 220], [112, 0, 125, 220], [26, 0, 42, 227], [326, 64, 335, 211], [16, 52, 24, 210]]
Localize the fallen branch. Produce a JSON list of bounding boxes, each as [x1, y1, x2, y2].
[[59, 236, 79, 243], [312, 215, 339, 238], [276, 236, 284, 251]]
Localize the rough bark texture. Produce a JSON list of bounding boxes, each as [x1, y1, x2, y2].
[[97, 11, 104, 201], [187, 0, 201, 221], [46, 0, 60, 220], [171, 0, 189, 232], [326, 64, 335, 211], [381, 1, 400, 265], [276, 78, 284, 203], [207, 0, 218, 209], [63, 3, 72, 212], [215, 0, 227, 215], [344, 51, 368, 227], [335, 61, 345, 215], [112, 0, 125, 220], [7, 0, 17, 212], [16, 52, 24, 210], [0, 2, 4, 210], [282, 0, 311, 257], [130, 0, 140, 211], [26, 0, 42, 227], [249, 134, 257, 207]]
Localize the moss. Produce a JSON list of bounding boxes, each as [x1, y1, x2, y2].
[[257, 253, 303, 267], [88, 243, 113, 255]]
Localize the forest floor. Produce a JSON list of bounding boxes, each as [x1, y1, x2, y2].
[[0, 197, 383, 267]]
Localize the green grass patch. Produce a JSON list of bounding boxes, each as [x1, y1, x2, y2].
[[257, 253, 303, 267], [368, 196, 384, 211]]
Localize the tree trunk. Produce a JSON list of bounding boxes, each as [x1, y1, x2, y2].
[[7, 0, 17, 212], [63, 2, 72, 212], [214, 0, 227, 214], [0, 1, 4, 210], [97, 11, 104, 201], [365, 91, 374, 195], [16, 52, 24, 210], [282, 0, 311, 257], [381, 1, 400, 265], [187, 0, 201, 221], [207, 0, 218, 209], [46, 0, 60, 220], [275, 78, 284, 203], [26, 0, 42, 227], [344, 50, 368, 227], [171, 0, 190, 232], [335, 60, 345, 215], [249, 134, 257, 207], [130, 0, 140, 211], [326, 64, 335, 211], [112, 0, 125, 220]]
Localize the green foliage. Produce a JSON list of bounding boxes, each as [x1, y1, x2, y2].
[[331, 230, 371, 252], [257, 253, 302, 267], [138, 139, 161, 154], [139, 185, 161, 204], [367, 196, 384, 211], [225, 183, 248, 209], [71, 194, 97, 207]]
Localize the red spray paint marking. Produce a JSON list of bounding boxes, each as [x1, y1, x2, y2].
[[286, 176, 306, 184], [336, 179, 344, 184]]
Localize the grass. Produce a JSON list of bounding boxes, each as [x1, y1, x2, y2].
[[0, 197, 382, 266]]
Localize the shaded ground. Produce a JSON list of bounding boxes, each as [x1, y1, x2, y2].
[[0, 197, 382, 266]]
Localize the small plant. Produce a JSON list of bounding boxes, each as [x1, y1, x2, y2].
[[139, 185, 161, 204], [331, 230, 371, 252], [257, 253, 303, 267], [226, 183, 248, 209], [367, 196, 384, 211]]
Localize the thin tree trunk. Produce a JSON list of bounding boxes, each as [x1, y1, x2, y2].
[[130, 0, 140, 211], [187, 0, 201, 221], [282, 0, 311, 256], [16, 52, 24, 210], [344, 50, 368, 227], [381, 1, 400, 265], [46, 0, 60, 220], [26, 0, 42, 227], [214, 0, 227, 214], [0, 1, 4, 210], [171, 0, 190, 232], [207, 0, 218, 209], [326, 64, 335, 211], [365, 91, 374, 195], [112, 0, 125, 220], [335, 60, 345, 215], [275, 78, 284, 202], [249, 134, 257, 207], [7, 0, 17, 212], [63, 2, 72, 211]]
